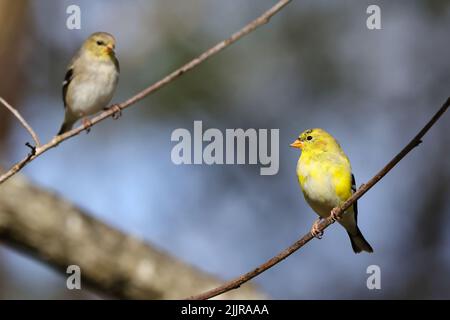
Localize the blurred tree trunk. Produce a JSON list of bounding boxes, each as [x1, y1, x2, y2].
[[0, 0, 31, 297], [0, 0, 30, 155], [0, 174, 265, 299]]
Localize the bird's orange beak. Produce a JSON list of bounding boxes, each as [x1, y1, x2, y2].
[[290, 139, 303, 149], [106, 44, 115, 53]]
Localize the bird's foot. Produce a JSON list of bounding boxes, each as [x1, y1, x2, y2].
[[330, 208, 341, 222], [310, 218, 324, 239], [105, 104, 122, 120], [82, 117, 93, 133]]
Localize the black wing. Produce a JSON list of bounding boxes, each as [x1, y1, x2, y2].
[[62, 67, 74, 108], [351, 173, 358, 224]]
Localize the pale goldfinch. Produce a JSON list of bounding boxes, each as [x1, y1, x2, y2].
[[291, 128, 373, 253], [58, 32, 120, 135]]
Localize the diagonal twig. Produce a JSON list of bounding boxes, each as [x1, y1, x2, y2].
[[0, 97, 41, 148], [187, 97, 450, 300], [0, 0, 292, 185]]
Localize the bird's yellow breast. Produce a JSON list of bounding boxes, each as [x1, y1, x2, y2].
[[297, 149, 352, 216]]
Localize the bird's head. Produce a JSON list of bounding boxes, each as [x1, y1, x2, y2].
[[82, 32, 116, 60], [290, 128, 338, 152]]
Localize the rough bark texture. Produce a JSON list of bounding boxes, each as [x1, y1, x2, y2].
[[0, 174, 265, 299]]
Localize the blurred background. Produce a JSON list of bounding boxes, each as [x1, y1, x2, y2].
[[0, 0, 449, 299]]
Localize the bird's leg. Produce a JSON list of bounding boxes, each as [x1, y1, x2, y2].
[[82, 117, 93, 134], [310, 218, 324, 239], [105, 104, 122, 120], [330, 207, 341, 222]]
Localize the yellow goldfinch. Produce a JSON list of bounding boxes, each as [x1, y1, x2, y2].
[[291, 128, 373, 253], [58, 32, 120, 135]]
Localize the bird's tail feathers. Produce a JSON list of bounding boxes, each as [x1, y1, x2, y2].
[[57, 116, 77, 135], [348, 227, 373, 253]]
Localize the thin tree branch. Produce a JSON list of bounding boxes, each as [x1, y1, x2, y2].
[[187, 97, 450, 300], [0, 0, 292, 185], [0, 97, 41, 147]]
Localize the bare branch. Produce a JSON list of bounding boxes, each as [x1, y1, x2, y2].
[[0, 0, 292, 185], [0, 97, 41, 147], [187, 97, 450, 300]]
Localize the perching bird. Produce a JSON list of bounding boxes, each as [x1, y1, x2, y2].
[[291, 128, 373, 253], [57, 32, 120, 135]]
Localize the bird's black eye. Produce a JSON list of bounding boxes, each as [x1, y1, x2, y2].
[[307, 136, 313, 141], [96, 40, 104, 46]]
